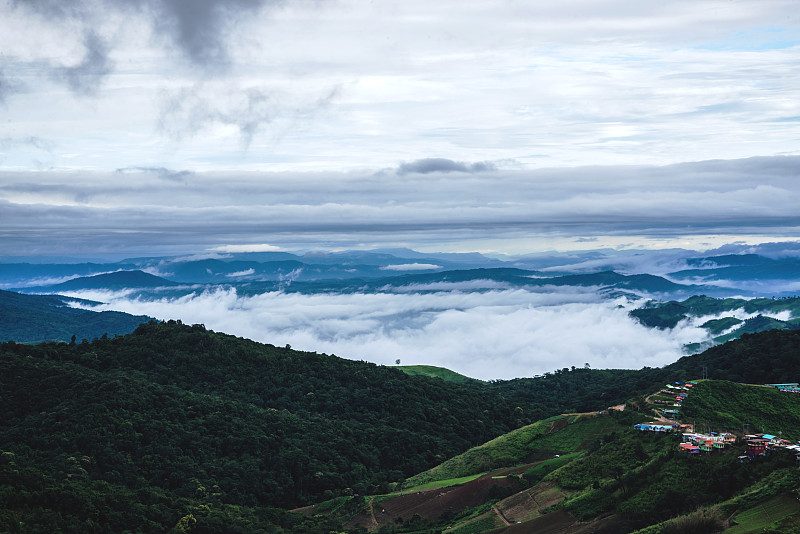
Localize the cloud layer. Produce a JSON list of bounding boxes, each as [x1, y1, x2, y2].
[[2, 156, 800, 256], [67, 286, 708, 380], [1, 0, 799, 171]]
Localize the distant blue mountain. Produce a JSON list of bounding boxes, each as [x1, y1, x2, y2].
[[29, 270, 180, 292], [4, 247, 800, 298]]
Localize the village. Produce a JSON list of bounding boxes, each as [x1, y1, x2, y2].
[[633, 381, 800, 462]]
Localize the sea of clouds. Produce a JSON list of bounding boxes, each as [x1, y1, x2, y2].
[[63, 285, 723, 380]]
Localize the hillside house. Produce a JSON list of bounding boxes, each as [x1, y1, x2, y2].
[[767, 383, 800, 393], [746, 438, 768, 457], [679, 443, 700, 454]]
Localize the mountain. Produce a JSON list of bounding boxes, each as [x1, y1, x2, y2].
[[397, 365, 481, 385], [0, 321, 551, 531], [2, 248, 775, 297], [307, 377, 800, 533], [28, 269, 180, 292], [0, 261, 138, 289], [0, 289, 153, 343], [3, 324, 800, 532], [630, 295, 800, 350]]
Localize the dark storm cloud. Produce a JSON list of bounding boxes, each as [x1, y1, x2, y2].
[[58, 30, 114, 97], [396, 158, 497, 175], [145, 0, 272, 68], [11, 0, 276, 74]]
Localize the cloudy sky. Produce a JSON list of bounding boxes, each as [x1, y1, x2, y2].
[[2, 0, 800, 256]]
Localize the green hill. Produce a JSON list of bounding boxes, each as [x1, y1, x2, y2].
[[404, 412, 638, 488], [0, 321, 548, 531], [630, 295, 800, 350], [311, 377, 800, 533], [681, 380, 800, 440], [662, 328, 800, 383], [0, 289, 153, 343], [4, 321, 800, 532], [398, 364, 480, 384]]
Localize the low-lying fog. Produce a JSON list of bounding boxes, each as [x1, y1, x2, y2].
[[63, 285, 719, 380]]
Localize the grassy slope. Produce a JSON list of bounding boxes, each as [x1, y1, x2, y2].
[[405, 412, 638, 488], [310, 375, 800, 533], [726, 494, 800, 533], [681, 380, 800, 440], [398, 364, 481, 384]]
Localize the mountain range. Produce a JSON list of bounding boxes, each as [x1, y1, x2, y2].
[[4, 245, 800, 297]]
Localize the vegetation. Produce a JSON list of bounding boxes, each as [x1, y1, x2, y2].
[[397, 365, 480, 384], [630, 295, 800, 349], [0, 320, 553, 531], [681, 380, 800, 440], [662, 329, 800, 384], [0, 289, 153, 343], [4, 307, 800, 532], [726, 494, 800, 534]]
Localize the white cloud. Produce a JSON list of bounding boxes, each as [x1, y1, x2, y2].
[[212, 244, 283, 253], [64, 286, 706, 380], [1, 1, 800, 170], [380, 263, 442, 271], [2, 158, 800, 257], [226, 268, 255, 277]]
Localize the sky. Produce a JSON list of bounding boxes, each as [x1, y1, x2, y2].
[[2, 0, 800, 257]]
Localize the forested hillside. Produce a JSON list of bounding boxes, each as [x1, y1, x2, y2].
[[0, 289, 153, 343], [662, 328, 800, 383], [0, 321, 546, 531], [3, 322, 800, 531]]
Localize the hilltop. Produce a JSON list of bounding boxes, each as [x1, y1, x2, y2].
[[22, 269, 180, 292], [397, 365, 480, 385]]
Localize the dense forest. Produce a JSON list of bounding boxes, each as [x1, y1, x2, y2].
[[0, 320, 550, 532], [0, 289, 153, 343], [3, 322, 800, 531]]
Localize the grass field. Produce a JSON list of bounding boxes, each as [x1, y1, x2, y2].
[[404, 415, 565, 486], [726, 494, 800, 533], [397, 365, 480, 384], [399, 473, 486, 493], [405, 412, 628, 488]]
